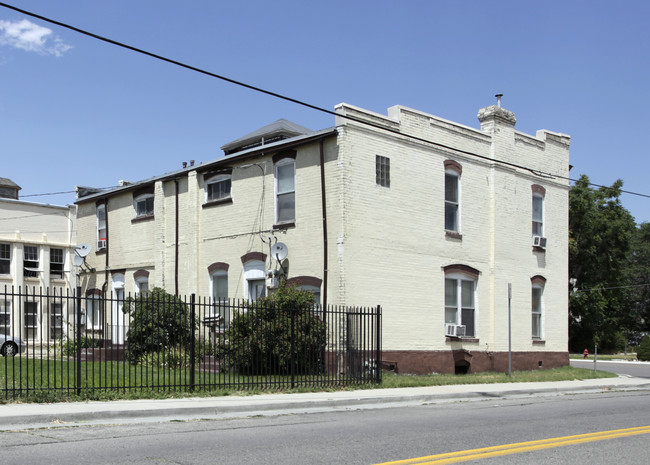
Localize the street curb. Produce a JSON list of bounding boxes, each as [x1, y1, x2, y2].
[[2, 380, 649, 429]]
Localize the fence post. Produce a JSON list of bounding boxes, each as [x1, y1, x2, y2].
[[76, 286, 82, 395], [376, 305, 382, 383], [290, 302, 296, 389], [190, 294, 196, 392]]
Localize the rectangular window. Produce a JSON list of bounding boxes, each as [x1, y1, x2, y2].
[[86, 296, 102, 330], [0, 300, 11, 336], [445, 173, 459, 232], [248, 279, 266, 302], [276, 160, 296, 223], [24, 301, 39, 339], [97, 204, 107, 249], [24, 245, 39, 277], [50, 248, 64, 279], [212, 274, 228, 302], [532, 286, 543, 338], [376, 155, 390, 187], [444, 277, 475, 337], [206, 175, 232, 202], [0, 243, 10, 274], [50, 302, 64, 340], [134, 195, 154, 218], [532, 195, 544, 236]]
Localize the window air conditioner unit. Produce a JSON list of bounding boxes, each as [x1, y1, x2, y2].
[[445, 324, 466, 337], [97, 239, 107, 250], [532, 236, 547, 248]]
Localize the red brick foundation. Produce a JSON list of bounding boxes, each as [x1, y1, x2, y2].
[[381, 350, 569, 374]]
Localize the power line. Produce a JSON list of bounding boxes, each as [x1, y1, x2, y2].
[[2, 2, 650, 200]]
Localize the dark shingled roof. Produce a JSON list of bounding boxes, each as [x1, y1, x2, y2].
[[0, 177, 21, 190], [220, 119, 313, 155]]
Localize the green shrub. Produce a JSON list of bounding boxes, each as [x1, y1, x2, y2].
[[60, 335, 102, 356], [637, 335, 650, 361], [216, 283, 326, 375], [123, 288, 196, 365]]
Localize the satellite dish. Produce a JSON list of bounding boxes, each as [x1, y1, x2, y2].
[[73, 254, 85, 267], [75, 243, 92, 257], [271, 242, 288, 261]]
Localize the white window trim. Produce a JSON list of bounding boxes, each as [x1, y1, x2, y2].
[[134, 276, 149, 294], [444, 272, 477, 337], [24, 300, 40, 340], [0, 243, 10, 275], [243, 260, 266, 302], [532, 283, 544, 339], [274, 158, 296, 224], [205, 174, 232, 202], [86, 295, 102, 331], [532, 193, 544, 237], [0, 300, 12, 336], [445, 169, 461, 233], [97, 204, 107, 250], [133, 193, 154, 219]]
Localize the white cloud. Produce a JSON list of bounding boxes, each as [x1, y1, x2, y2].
[[0, 18, 72, 57]]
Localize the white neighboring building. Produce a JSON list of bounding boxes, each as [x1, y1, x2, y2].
[[74, 100, 570, 374], [0, 178, 77, 342]]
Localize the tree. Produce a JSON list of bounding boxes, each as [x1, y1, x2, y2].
[[123, 287, 196, 365], [626, 222, 650, 333], [216, 283, 326, 375], [569, 175, 636, 352]]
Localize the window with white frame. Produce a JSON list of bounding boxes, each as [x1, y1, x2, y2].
[[135, 276, 149, 294], [0, 243, 10, 275], [50, 302, 64, 340], [205, 173, 232, 202], [86, 294, 102, 330], [444, 162, 461, 233], [243, 259, 266, 302], [444, 270, 477, 337], [24, 301, 39, 339], [532, 185, 546, 238], [376, 155, 390, 188], [23, 245, 39, 277], [134, 194, 154, 218], [275, 158, 296, 224], [97, 204, 107, 250], [531, 277, 545, 339], [0, 300, 12, 336], [50, 248, 64, 279]]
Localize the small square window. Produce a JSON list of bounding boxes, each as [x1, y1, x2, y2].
[[134, 195, 154, 218], [376, 155, 390, 188], [206, 175, 232, 202]]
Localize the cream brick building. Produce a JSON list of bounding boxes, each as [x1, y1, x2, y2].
[[0, 178, 77, 344], [75, 101, 570, 374]]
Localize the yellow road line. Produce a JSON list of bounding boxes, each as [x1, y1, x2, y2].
[[373, 425, 650, 465]]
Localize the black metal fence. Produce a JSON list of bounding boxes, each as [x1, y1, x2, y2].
[[1, 286, 381, 400]]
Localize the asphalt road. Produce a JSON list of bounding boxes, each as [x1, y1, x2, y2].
[[1, 391, 648, 464], [570, 359, 650, 378]]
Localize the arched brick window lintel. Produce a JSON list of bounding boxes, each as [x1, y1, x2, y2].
[[133, 269, 150, 280], [86, 288, 103, 297], [531, 275, 547, 286], [241, 252, 267, 264], [208, 262, 230, 274], [444, 159, 462, 174], [531, 184, 546, 196], [286, 276, 322, 288], [443, 264, 480, 280], [272, 150, 297, 164]]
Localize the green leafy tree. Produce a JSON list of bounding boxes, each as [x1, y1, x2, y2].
[[123, 287, 196, 365], [626, 222, 650, 333], [216, 283, 326, 375], [636, 335, 650, 361], [569, 175, 636, 352]]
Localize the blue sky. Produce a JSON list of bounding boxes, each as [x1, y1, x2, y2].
[[1, 1, 649, 223]]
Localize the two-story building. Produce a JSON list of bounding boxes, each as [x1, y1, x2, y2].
[[74, 101, 570, 374], [0, 178, 77, 344]]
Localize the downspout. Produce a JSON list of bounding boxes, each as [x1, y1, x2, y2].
[[103, 200, 109, 294], [174, 178, 179, 296], [319, 138, 328, 309]]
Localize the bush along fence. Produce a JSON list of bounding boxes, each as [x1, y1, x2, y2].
[[0, 285, 381, 400]]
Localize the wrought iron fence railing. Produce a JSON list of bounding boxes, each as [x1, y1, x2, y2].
[[0, 286, 381, 400]]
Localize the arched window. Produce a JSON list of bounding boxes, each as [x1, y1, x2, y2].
[[204, 170, 232, 203], [531, 275, 546, 339], [444, 160, 462, 233], [286, 276, 322, 306], [241, 253, 267, 302], [444, 264, 478, 337], [134, 269, 150, 294]]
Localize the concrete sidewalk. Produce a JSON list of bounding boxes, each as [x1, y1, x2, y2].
[[1, 376, 649, 430]]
